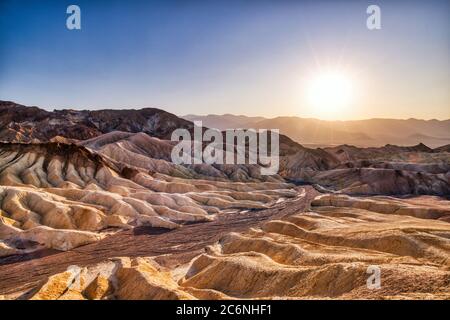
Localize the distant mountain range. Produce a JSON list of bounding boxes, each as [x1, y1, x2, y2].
[[183, 114, 450, 148], [2, 100, 448, 149]]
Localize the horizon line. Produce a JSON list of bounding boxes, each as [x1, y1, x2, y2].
[[2, 99, 449, 123]]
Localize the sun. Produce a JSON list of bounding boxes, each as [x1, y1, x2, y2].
[[306, 71, 353, 119]]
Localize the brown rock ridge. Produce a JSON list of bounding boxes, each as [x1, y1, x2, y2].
[[0, 100, 194, 142]]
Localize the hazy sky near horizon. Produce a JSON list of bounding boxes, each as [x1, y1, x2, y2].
[[0, 0, 449, 120]]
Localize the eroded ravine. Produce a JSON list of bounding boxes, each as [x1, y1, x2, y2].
[[0, 186, 317, 296]]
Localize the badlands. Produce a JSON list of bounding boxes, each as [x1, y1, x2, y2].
[[0, 101, 449, 300]]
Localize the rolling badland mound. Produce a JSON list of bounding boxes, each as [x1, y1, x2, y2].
[[0, 141, 296, 256], [10, 193, 450, 300], [0, 101, 449, 300], [1, 100, 449, 196]]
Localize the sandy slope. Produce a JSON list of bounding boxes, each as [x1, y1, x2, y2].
[[3, 193, 449, 300], [0, 143, 295, 256]]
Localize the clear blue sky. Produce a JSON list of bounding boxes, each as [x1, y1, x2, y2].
[[0, 0, 449, 119]]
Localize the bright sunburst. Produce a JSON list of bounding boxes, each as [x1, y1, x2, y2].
[[306, 71, 353, 119]]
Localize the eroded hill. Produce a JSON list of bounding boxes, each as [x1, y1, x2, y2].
[[0, 142, 296, 256], [0, 101, 449, 300], [8, 193, 449, 300]]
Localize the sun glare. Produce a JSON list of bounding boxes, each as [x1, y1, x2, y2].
[[306, 72, 353, 119]]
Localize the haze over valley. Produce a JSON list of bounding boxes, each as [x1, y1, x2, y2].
[[184, 114, 450, 148]]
